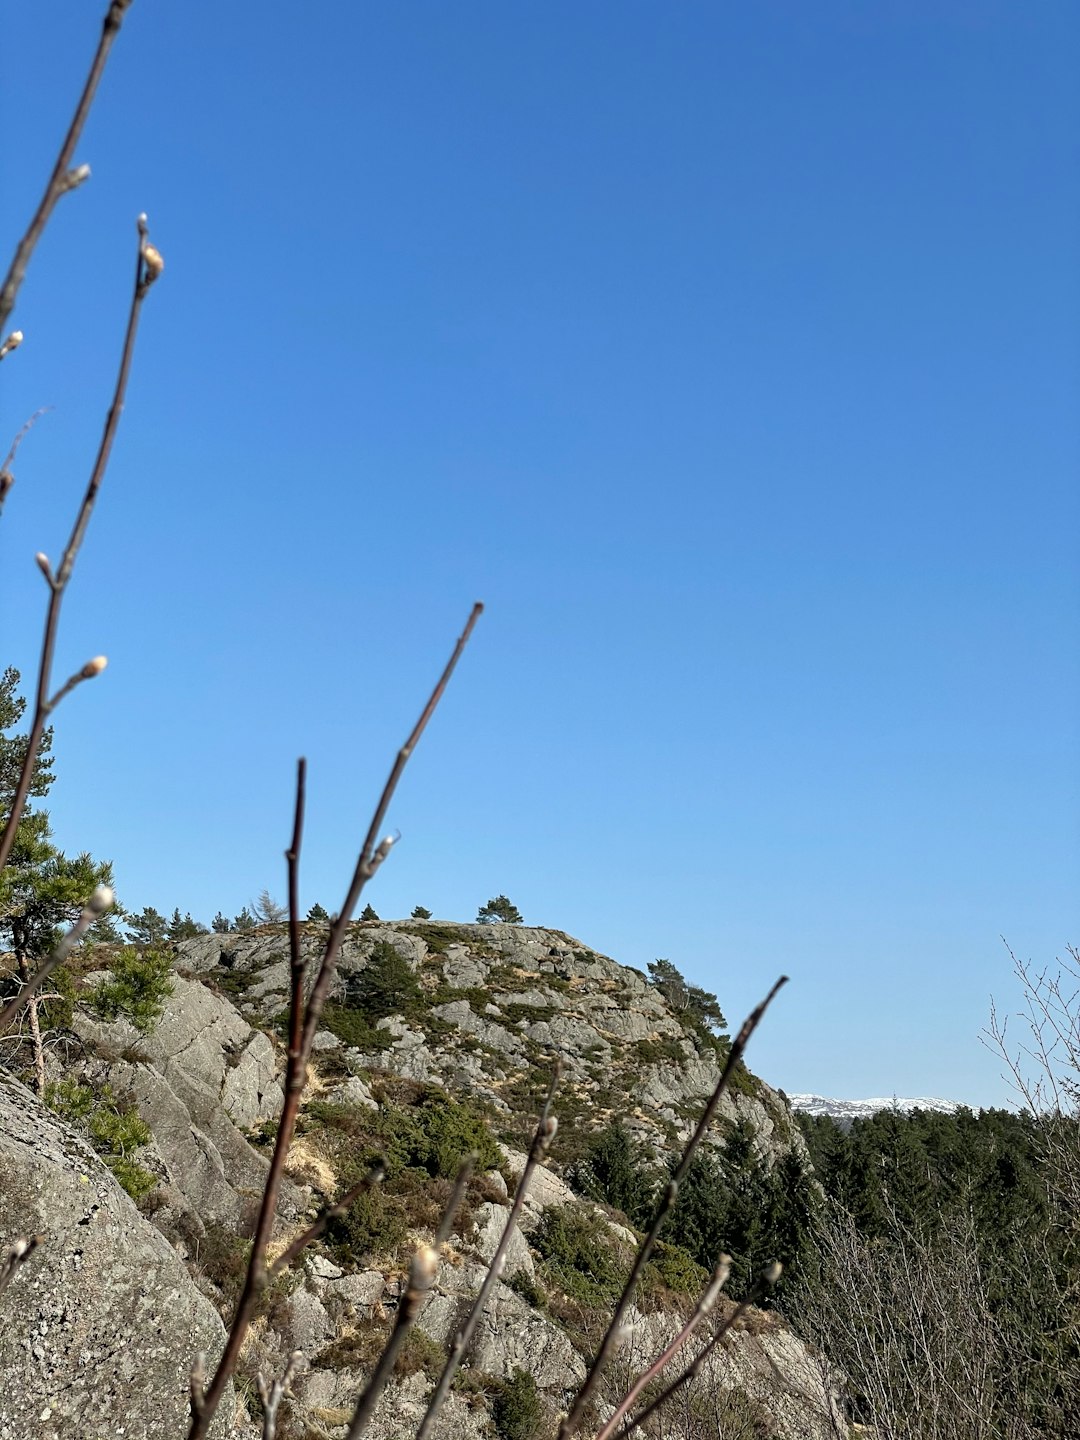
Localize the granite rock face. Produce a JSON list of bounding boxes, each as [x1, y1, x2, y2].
[[0, 1069, 236, 1440], [176, 920, 804, 1172], [0, 919, 832, 1440]]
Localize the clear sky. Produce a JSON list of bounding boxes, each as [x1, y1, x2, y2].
[[3, 2, 1077, 1108]]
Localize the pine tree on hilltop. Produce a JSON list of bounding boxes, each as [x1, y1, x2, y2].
[[411, 905, 432, 920], [360, 903, 379, 922], [477, 894, 522, 924]]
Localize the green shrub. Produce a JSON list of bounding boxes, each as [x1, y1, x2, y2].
[[634, 1036, 686, 1065], [506, 1271, 547, 1309], [644, 1241, 709, 1298], [46, 1078, 156, 1201], [320, 1002, 393, 1052], [533, 1206, 627, 1306], [394, 1327, 446, 1379], [325, 1187, 408, 1267], [85, 946, 174, 1033], [492, 1368, 542, 1440]]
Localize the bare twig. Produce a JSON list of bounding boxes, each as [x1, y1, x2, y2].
[[0, 407, 50, 516], [416, 1066, 561, 1440], [0, 1234, 42, 1296], [187, 602, 483, 1440], [266, 1161, 386, 1283], [594, 1256, 732, 1440], [0, 217, 162, 876], [0, 884, 114, 1037], [345, 1245, 440, 1440], [558, 975, 787, 1438], [256, 1350, 304, 1440], [344, 1157, 472, 1440], [0, 0, 135, 336], [286, 757, 306, 1020], [618, 1263, 782, 1439], [299, 601, 485, 1063]]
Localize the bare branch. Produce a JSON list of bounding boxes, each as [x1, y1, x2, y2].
[[618, 1262, 782, 1439], [0, 406, 50, 515], [266, 1161, 386, 1283], [344, 1245, 440, 1440], [300, 601, 485, 1062], [558, 974, 787, 1438], [594, 1256, 732, 1440], [256, 1350, 304, 1440], [0, 0, 136, 336], [0, 216, 161, 875], [416, 1067, 561, 1440], [187, 603, 483, 1440]]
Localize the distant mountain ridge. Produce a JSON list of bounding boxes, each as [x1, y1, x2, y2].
[[789, 1093, 965, 1123]]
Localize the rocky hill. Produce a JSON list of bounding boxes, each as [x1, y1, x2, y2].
[[1, 919, 841, 1439]]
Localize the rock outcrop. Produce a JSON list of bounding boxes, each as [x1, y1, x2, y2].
[[0, 1069, 235, 1440], [0, 919, 839, 1439]]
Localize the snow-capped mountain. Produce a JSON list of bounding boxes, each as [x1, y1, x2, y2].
[[788, 1093, 965, 1123]]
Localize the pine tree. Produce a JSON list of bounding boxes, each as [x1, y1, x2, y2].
[[126, 906, 169, 946], [360, 903, 379, 922], [477, 894, 522, 924], [306, 903, 330, 924], [212, 911, 230, 933], [0, 666, 53, 816], [233, 907, 256, 931], [647, 958, 727, 1035], [0, 809, 114, 1094], [166, 909, 205, 942], [343, 939, 420, 1019], [411, 905, 432, 920]]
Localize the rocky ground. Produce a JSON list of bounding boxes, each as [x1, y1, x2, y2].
[[0, 920, 842, 1440]]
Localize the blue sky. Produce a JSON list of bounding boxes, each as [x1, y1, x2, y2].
[[3, 2, 1077, 1107]]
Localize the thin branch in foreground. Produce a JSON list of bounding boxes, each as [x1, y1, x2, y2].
[[0, 1235, 42, 1296], [187, 602, 483, 1440], [347, 1158, 474, 1440], [0, 0, 136, 336], [299, 601, 485, 1063], [558, 975, 788, 1439], [0, 885, 114, 1036], [0, 215, 163, 876], [594, 1255, 732, 1440], [342, 1245, 440, 1440], [0, 406, 50, 515], [267, 1161, 386, 1284], [618, 1263, 782, 1440], [256, 1350, 304, 1440], [415, 1065, 562, 1440]]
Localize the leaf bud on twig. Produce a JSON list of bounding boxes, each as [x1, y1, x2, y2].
[[82, 655, 108, 679], [0, 330, 23, 360], [409, 1244, 439, 1292], [61, 163, 92, 192], [141, 243, 164, 285], [88, 885, 115, 917]]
